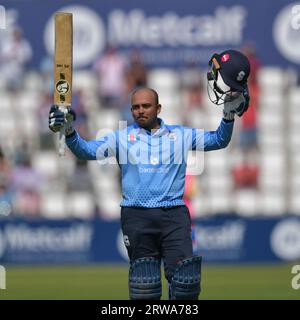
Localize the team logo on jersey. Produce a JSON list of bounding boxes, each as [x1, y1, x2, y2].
[[168, 132, 177, 141], [150, 156, 159, 165], [127, 134, 136, 142], [55, 80, 70, 95]]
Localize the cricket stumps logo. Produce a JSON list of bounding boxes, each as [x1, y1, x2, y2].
[[55, 79, 70, 95]]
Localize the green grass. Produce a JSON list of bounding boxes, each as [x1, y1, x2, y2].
[[0, 263, 299, 300]]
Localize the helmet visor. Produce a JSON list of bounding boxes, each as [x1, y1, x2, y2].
[[207, 62, 234, 105]]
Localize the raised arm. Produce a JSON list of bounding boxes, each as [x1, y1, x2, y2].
[[192, 92, 248, 151], [49, 105, 117, 160], [65, 130, 117, 160], [192, 119, 234, 151]]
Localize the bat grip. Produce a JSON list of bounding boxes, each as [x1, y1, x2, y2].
[[59, 126, 66, 157], [58, 106, 67, 157]]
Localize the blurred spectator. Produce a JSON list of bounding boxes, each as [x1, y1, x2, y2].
[[13, 187, 40, 218], [242, 43, 261, 86], [125, 49, 148, 88], [65, 91, 91, 192], [37, 92, 55, 150], [67, 158, 93, 192], [120, 50, 148, 125], [238, 43, 261, 152], [180, 61, 204, 126], [65, 91, 92, 192], [12, 142, 41, 217], [238, 84, 260, 152], [71, 90, 89, 139], [39, 55, 54, 95], [0, 147, 14, 217], [93, 46, 126, 108], [0, 147, 12, 187], [119, 91, 134, 126], [229, 44, 262, 191], [232, 151, 259, 189], [232, 162, 259, 189], [180, 61, 203, 111], [0, 27, 32, 91], [183, 174, 198, 218]]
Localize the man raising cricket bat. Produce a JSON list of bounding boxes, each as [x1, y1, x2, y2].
[[49, 48, 251, 300]]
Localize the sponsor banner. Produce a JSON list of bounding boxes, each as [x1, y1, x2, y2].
[[0, 0, 299, 68], [194, 216, 300, 262], [0, 216, 300, 264], [0, 219, 122, 264]]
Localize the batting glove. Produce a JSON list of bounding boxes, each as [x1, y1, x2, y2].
[[223, 92, 249, 121], [48, 105, 76, 136]]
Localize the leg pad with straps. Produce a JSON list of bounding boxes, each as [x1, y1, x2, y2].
[[129, 257, 161, 300], [169, 255, 202, 300]]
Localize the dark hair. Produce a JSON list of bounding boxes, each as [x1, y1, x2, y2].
[[132, 87, 159, 105]]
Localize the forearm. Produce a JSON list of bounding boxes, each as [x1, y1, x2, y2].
[[65, 130, 98, 160], [204, 119, 234, 151]]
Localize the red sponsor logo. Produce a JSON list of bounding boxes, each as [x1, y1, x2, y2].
[[128, 134, 136, 141], [221, 54, 230, 62]]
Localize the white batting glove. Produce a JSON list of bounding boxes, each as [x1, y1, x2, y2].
[[223, 93, 248, 121], [49, 105, 76, 136]]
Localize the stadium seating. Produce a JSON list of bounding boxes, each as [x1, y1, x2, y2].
[[1, 66, 299, 219], [67, 191, 95, 219]]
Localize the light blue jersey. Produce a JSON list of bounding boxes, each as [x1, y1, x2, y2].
[[66, 118, 233, 208]]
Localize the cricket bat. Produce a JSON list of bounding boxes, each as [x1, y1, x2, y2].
[[54, 12, 73, 157]]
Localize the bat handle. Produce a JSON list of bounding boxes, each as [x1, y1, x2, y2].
[[58, 106, 67, 157], [59, 127, 66, 157]]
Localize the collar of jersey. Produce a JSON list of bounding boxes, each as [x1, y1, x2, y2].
[[133, 118, 170, 137]]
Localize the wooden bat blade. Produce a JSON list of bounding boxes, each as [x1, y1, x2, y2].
[[54, 12, 73, 156], [54, 12, 73, 107]]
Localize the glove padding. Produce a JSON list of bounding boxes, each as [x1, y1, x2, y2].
[[48, 105, 76, 136], [223, 91, 250, 121]]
